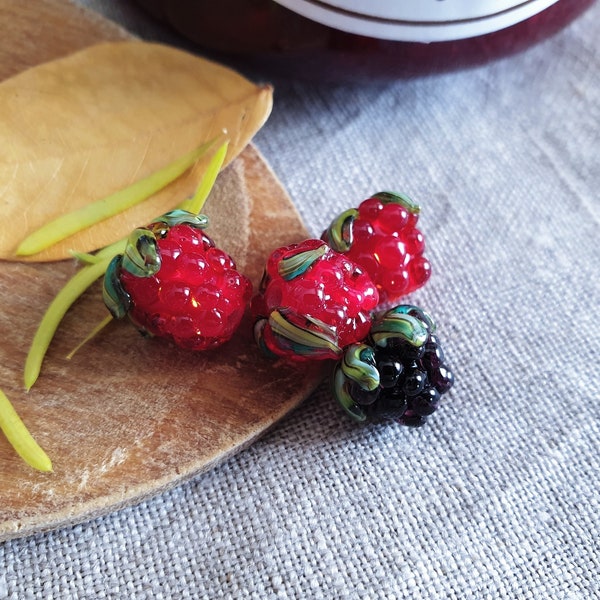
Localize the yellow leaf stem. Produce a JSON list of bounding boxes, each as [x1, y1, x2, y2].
[[180, 141, 229, 215], [70, 251, 104, 265], [0, 388, 53, 472], [16, 140, 215, 257], [23, 257, 113, 391], [65, 315, 114, 361]]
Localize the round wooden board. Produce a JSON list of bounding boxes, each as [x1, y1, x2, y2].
[[0, 1, 329, 541]]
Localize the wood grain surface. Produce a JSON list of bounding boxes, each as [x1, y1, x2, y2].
[[0, 0, 328, 542]]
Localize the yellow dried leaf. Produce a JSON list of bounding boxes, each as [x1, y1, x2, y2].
[[0, 41, 273, 261]]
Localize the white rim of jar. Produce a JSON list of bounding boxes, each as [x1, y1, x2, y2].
[[273, 0, 560, 42]]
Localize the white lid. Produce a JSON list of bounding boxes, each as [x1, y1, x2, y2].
[[273, 0, 559, 42]]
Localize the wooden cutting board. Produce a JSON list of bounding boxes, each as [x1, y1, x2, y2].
[[0, 0, 328, 542]]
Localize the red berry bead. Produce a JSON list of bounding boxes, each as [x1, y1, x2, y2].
[[322, 192, 431, 308], [103, 210, 252, 351], [251, 239, 379, 361]]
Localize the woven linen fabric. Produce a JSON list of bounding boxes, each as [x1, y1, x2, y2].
[[2, 1, 599, 598]]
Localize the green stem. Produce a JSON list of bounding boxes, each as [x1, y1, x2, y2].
[[179, 141, 228, 215], [70, 250, 104, 265], [23, 258, 113, 391], [66, 314, 114, 360], [16, 139, 216, 257], [0, 388, 53, 472]]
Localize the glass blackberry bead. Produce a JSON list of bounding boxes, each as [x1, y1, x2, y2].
[[331, 304, 454, 426]]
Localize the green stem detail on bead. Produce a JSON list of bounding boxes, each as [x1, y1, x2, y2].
[[386, 304, 437, 333], [323, 208, 358, 252], [370, 312, 429, 349], [252, 318, 278, 359], [372, 191, 421, 215], [268, 308, 342, 359], [277, 242, 328, 281], [102, 255, 131, 319], [151, 209, 209, 231], [332, 366, 367, 422], [120, 229, 161, 278], [103, 209, 212, 332], [341, 343, 380, 391]]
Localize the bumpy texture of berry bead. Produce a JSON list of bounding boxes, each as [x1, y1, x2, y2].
[[322, 192, 431, 308], [251, 239, 379, 361], [103, 210, 252, 351], [332, 304, 453, 426]]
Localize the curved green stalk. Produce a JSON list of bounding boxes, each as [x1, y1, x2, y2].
[[179, 141, 228, 215], [23, 258, 112, 390], [66, 315, 114, 361], [16, 139, 216, 256], [69, 250, 103, 265], [70, 239, 126, 265], [0, 388, 52, 472]]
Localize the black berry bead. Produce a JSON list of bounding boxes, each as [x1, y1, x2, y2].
[[387, 338, 426, 361], [423, 336, 445, 369], [400, 412, 428, 427], [378, 357, 403, 388], [403, 365, 428, 397], [332, 304, 454, 426], [369, 387, 408, 419], [349, 382, 380, 406], [411, 388, 441, 416], [431, 364, 454, 394]]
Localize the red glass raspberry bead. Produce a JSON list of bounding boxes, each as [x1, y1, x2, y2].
[[251, 239, 379, 361], [322, 192, 431, 308], [104, 211, 252, 351]]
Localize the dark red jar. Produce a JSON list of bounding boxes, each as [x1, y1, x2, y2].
[[135, 0, 594, 81]]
